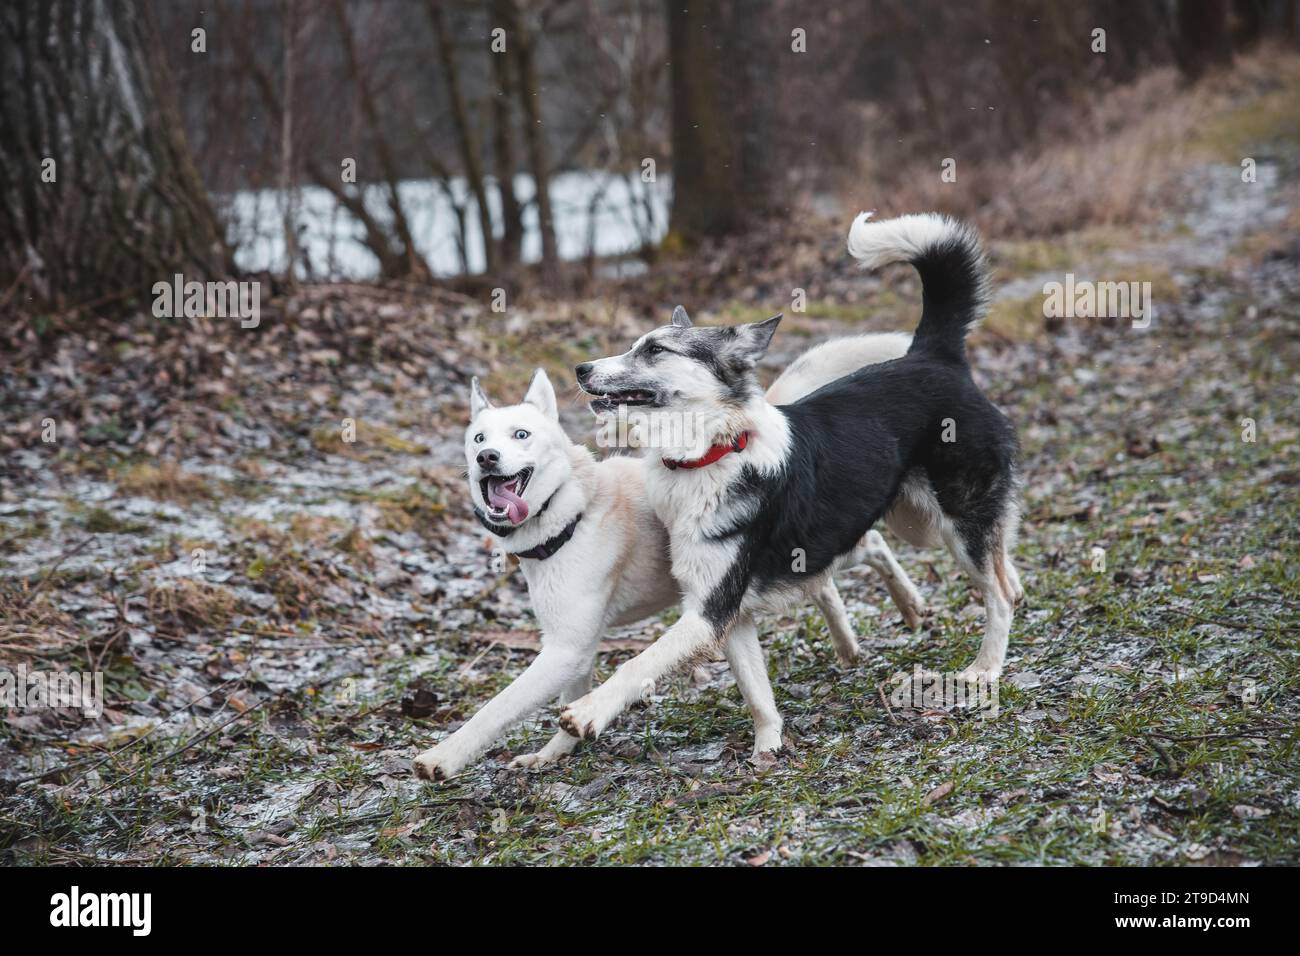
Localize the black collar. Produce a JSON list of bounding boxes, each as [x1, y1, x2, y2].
[[473, 505, 515, 536], [511, 513, 582, 561]]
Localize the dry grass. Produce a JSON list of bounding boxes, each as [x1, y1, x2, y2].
[[310, 421, 428, 457], [371, 483, 447, 534], [285, 514, 349, 546], [248, 558, 330, 621], [145, 578, 240, 634], [0, 584, 82, 660], [334, 525, 374, 564], [117, 461, 210, 503]]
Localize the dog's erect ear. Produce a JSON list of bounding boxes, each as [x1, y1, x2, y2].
[[733, 313, 783, 360], [522, 368, 558, 421], [470, 376, 493, 419], [671, 305, 693, 328]]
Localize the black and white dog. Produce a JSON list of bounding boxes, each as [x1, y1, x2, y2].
[[560, 213, 1023, 742], [411, 332, 923, 780]]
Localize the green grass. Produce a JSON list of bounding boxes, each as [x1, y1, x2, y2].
[[16, 460, 1289, 865]]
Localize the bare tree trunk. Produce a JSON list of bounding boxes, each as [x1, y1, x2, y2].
[[989, 0, 1042, 149], [1105, 0, 1168, 81], [327, 0, 430, 279], [236, 25, 410, 280], [665, 0, 748, 239], [732, 0, 778, 217], [1174, 0, 1235, 79], [1232, 0, 1265, 47], [280, 0, 299, 286], [879, 1, 949, 148], [427, 0, 497, 275], [503, 0, 558, 267], [491, 0, 524, 267], [0, 0, 230, 313]]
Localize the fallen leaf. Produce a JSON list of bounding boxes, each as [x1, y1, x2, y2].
[[1232, 805, 1270, 820], [248, 830, 289, 847], [400, 688, 438, 719], [923, 781, 955, 806]]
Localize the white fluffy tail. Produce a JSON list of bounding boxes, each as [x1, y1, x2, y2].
[[845, 211, 988, 362], [846, 211, 961, 269]]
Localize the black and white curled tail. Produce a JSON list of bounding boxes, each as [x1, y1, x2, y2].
[[846, 212, 989, 363]]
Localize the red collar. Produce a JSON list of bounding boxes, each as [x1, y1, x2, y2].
[[662, 432, 749, 470]]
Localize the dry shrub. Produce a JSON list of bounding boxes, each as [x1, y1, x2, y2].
[[242, 545, 333, 620], [256, 560, 329, 620], [848, 49, 1300, 240], [311, 421, 428, 457], [285, 513, 349, 546], [373, 483, 446, 533], [335, 525, 374, 564], [146, 578, 239, 634], [230, 517, 289, 547], [0, 584, 81, 659], [118, 460, 210, 503]]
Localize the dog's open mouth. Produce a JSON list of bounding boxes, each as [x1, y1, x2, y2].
[[583, 386, 660, 413], [480, 467, 532, 525]]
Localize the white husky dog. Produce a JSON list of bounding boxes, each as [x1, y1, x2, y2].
[[412, 332, 922, 781]]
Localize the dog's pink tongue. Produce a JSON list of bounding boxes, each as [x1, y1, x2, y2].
[[488, 483, 529, 524]]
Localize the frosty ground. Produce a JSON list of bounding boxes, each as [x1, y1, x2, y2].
[[3, 145, 1298, 865]]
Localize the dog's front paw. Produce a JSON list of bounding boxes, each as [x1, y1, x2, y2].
[[412, 745, 468, 782], [955, 663, 1001, 683], [558, 694, 612, 741], [752, 727, 784, 759], [510, 729, 581, 771], [508, 751, 555, 771]]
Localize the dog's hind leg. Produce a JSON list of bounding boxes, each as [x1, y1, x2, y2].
[[724, 616, 783, 757], [993, 551, 1023, 608], [811, 578, 860, 666], [849, 529, 925, 629], [998, 506, 1025, 606], [1002, 555, 1024, 606], [509, 662, 594, 771], [940, 522, 1014, 680], [963, 563, 1012, 679]]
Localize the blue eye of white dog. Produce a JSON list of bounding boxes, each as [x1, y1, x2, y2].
[[513, 429, 530, 440]]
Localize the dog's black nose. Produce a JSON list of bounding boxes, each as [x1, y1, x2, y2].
[[575, 362, 593, 384], [476, 448, 501, 469]]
